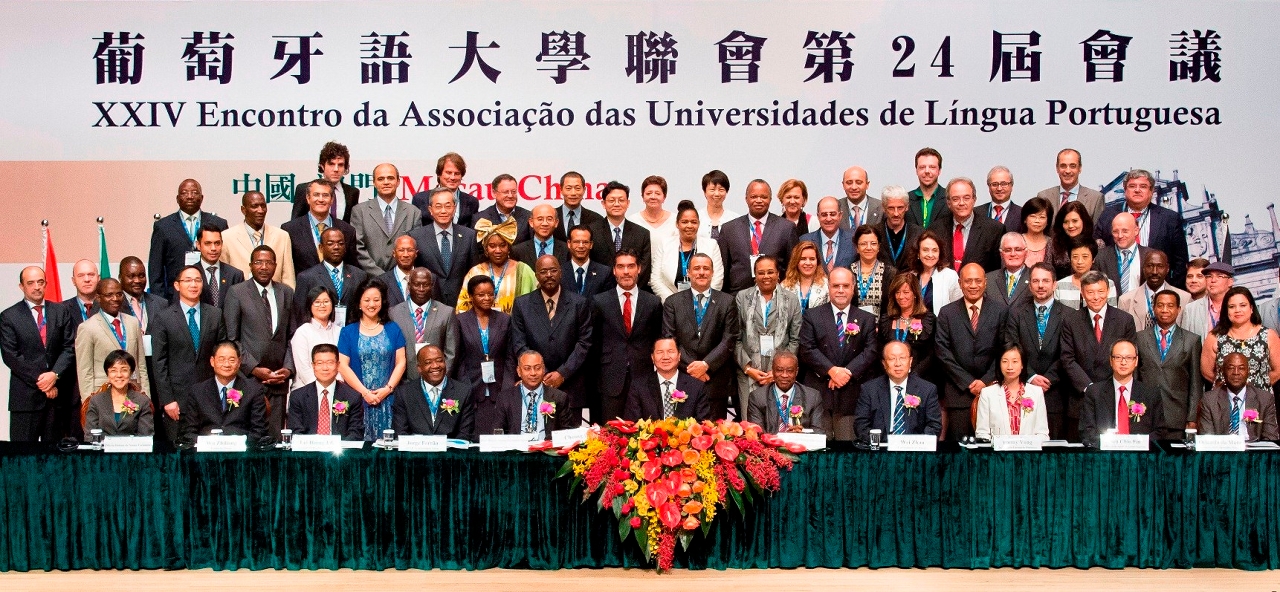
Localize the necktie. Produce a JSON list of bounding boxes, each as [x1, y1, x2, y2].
[[1094, 313, 1103, 343], [567, 210, 576, 229], [330, 187, 339, 219], [575, 267, 585, 294], [892, 385, 906, 435], [710, 225, 720, 240], [539, 240, 549, 257], [622, 291, 633, 335], [439, 230, 452, 275], [525, 390, 538, 434], [261, 287, 274, 331], [315, 222, 328, 259], [220, 385, 228, 412], [187, 307, 200, 347], [252, 230, 263, 247], [1230, 395, 1242, 436], [1119, 249, 1133, 294], [318, 389, 331, 435], [825, 240, 835, 272], [84, 301, 92, 319], [429, 386, 441, 417], [613, 227, 622, 252], [993, 204, 1003, 222], [836, 310, 846, 347], [34, 305, 45, 345], [1159, 329, 1170, 361], [384, 204, 395, 234], [1035, 305, 1048, 346], [129, 296, 146, 332], [851, 205, 861, 228], [970, 305, 979, 331], [207, 266, 219, 306], [953, 224, 965, 270], [330, 266, 344, 300], [1116, 386, 1130, 434], [751, 220, 763, 255], [1131, 212, 1143, 245], [695, 293, 707, 327], [546, 297, 555, 319], [662, 380, 674, 418], [111, 318, 124, 346], [414, 306, 426, 343], [1060, 190, 1070, 208], [1006, 273, 1016, 298], [779, 390, 790, 430]]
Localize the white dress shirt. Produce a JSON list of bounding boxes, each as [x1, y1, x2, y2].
[[888, 377, 908, 433], [290, 319, 341, 386], [616, 286, 638, 327], [255, 281, 279, 333]]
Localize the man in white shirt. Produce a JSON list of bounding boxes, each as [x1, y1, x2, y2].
[[799, 196, 854, 272], [1036, 148, 1104, 222], [1079, 340, 1161, 445]]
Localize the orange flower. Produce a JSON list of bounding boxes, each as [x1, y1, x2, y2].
[[692, 480, 706, 493], [682, 516, 700, 530], [682, 449, 701, 465], [677, 431, 691, 445], [680, 467, 697, 482], [677, 482, 692, 498], [724, 423, 743, 437], [690, 423, 704, 436], [683, 500, 703, 515]]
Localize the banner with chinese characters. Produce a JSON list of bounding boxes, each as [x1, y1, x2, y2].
[[0, 0, 1276, 295]]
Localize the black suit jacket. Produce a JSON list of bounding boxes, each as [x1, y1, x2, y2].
[[907, 186, 947, 229], [291, 181, 360, 223], [1095, 203, 1188, 287], [286, 381, 365, 440], [292, 262, 368, 326], [1094, 244, 1154, 295], [876, 222, 923, 269], [120, 293, 168, 331], [472, 383, 575, 439], [934, 298, 1009, 409], [411, 188, 480, 228], [588, 219, 653, 292], [661, 289, 740, 401], [623, 372, 710, 422], [452, 309, 516, 389], [0, 300, 75, 412], [409, 223, 479, 308], [1004, 300, 1070, 413], [798, 305, 880, 416], [186, 375, 268, 441], [474, 205, 533, 244], [977, 201, 1026, 233], [391, 377, 475, 439], [854, 374, 942, 442], [717, 213, 798, 293], [593, 289, 662, 405], [511, 289, 594, 407], [150, 302, 226, 410], [378, 268, 407, 307], [198, 261, 244, 308], [148, 211, 229, 299], [280, 216, 358, 275], [1079, 379, 1163, 446], [928, 213, 1005, 273], [554, 205, 605, 241], [512, 237, 570, 266], [1060, 305, 1138, 417], [562, 260, 615, 299]]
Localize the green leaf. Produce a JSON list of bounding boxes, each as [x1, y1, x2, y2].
[[636, 522, 651, 560], [618, 514, 633, 542], [701, 516, 711, 536], [554, 460, 574, 480], [569, 475, 584, 500], [678, 531, 693, 551], [611, 495, 623, 517], [728, 485, 744, 514]]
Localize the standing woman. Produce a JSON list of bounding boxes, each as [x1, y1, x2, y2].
[[877, 272, 936, 378], [780, 240, 828, 310], [734, 256, 803, 416], [289, 285, 341, 387], [628, 175, 677, 243], [699, 170, 739, 241], [453, 275, 516, 391], [907, 230, 960, 314], [778, 179, 811, 235], [651, 200, 724, 302], [1054, 238, 1117, 310], [1050, 201, 1095, 280], [974, 346, 1049, 440], [851, 225, 895, 317], [83, 350, 154, 436], [456, 218, 538, 313], [1201, 286, 1280, 388], [1021, 197, 1053, 267], [338, 278, 407, 441]]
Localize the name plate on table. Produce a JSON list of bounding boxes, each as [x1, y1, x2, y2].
[[1099, 433, 1150, 451], [776, 432, 827, 451], [994, 435, 1044, 451], [886, 434, 937, 452], [552, 427, 589, 448], [398, 435, 447, 452], [196, 434, 247, 452], [479, 434, 534, 452], [291, 434, 342, 452], [1196, 434, 1246, 452], [103, 436, 153, 453]]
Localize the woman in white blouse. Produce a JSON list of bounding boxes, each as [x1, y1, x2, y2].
[[780, 240, 828, 310], [627, 175, 678, 244], [907, 230, 961, 315], [651, 200, 724, 302], [289, 285, 342, 387], [1054, 239, 1118, 310], [975, 346, 1049, 440], [698, 170, 741, 241]]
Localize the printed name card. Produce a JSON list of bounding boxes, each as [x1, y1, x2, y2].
[[776, 432, 827, 451], [291, 434, 342, 452], [479, 434, 533, 452], [552, 427, 590, 448], [398, 435, 448, 452], [993, 435, 1044, 451], [886, 434, 937, 452], [196, 434, 247, 452], [1099, 433, 1150, 451], [103, 436, 153, 453], [1196, 434, 1246, 452]]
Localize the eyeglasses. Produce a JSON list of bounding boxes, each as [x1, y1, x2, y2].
[[1110, 355, 1138, 362], [988, 182, 1013, 188]]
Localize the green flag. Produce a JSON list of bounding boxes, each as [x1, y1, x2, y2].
[[98, 223, 109, 278]]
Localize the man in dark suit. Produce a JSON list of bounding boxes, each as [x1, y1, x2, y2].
[[875, 187, 923, 269], [907, 147, 947, 229], [934, 263, 1009, 441], [717, 179, 798, 294], [57, 259, 99, 439], [976, 166, 1025, 233], [1003, 263, 1070, 438], [1079, 340, 1162, 446], [62, 258, 99, 329], [662, 253, 740, 420], [984, 232, 1031, 309], [289, 141, 360, 223], [281, 179, 359, 275], [409, 186, 479, 308], [151, 265, 226, 446], [625, 337, 711, 422], [564, 225, 615, 298], [223, 245, 294, 440], [594, 249, 661, 422], [511, 255, 594, 420], [1094, 212, 1151, 297], [148, 179, 229, 299], [800, 197, 855, 274], [553, 171, 604, 241], [837, 166, 883, 229], [1094, 169, 1189, 288], [1037, 148, 1105, 223], [192, 227, 243, 309], [798, 267, 879, 441], [1061, 271, 1138, 442], [928, 178, 1004, 273], [474, 174, 532, 244], [379, 235, 418, 307], [512, 204, 569, 265], [1198, 352, 1280, 440], [117, 256, 167, 411], [1, 267, 75, 442], [185, 340, 269, 442], [389, 268, 459, 381], [409, 152, 480, 228], [392, 345, 474, 439], [473, 351, 576, 439], [854, 341, 942, 442], [590, 181, 653, 293], [746, 351, 829, 434], [1135, 289, 1202, 439], [292, 227, 367, 326], [286, 343, 365, 440]]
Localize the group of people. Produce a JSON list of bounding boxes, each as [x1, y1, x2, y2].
[[5, 142, 1278, 448]]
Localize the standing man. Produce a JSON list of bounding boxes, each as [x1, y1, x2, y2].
[[287, 343, 366, 440], [62, 259, 100, 328], [292, 227, 367, 326], [907, 147, 946, 229], [1061, 271, 1138, 441], [474, 174, 532, 244], [1, 267, 75, 442], [589, 181, 652, 291], [223, 246, 294, 439], [1004, 263, 1071, 439], [978, 166, 1024, 233], [378, 235, 418, 307], [193, 227, 243, 309], [929, 178, 1004, 273], [1079, 340, 1161, 446], [984, 232, 1031, 309], [74, 279, 148, 399], [118, 256, 167, 400], [151, 265, 225, 446], [281, 179, 358, 275], [1178, 261, 1233, 340], [513, 204, 568, 265], [222, 190, 296, 288], [1036, 148, 1104, 223], [875, 186, 922, 269], [352, 163, 422, 276], [854, 341, 942, 442], [554, 171, 604, 241], [290, 141, 359, 222], [1117, 250, 1189, 332], [409, 186, 478, 308], [624, 338, 711, 422], [717, 179, 798, 294], [1136, 290, 1202, 440], [800, 197, 855, 273], [389, 268, 459, 382], [734, 256, 802, 418], [592, 249, 661, 422], [1094, 169, 1189, 287], [391, 345, 473, 439], [837, 166, 882, 230], [1094, 213, 1152, 299], [934, 263, 1009, 440], [58, 259, 99, 437], [511, 255, 594, 420], [564, 225, 615, 298], [148, 179, 229, 299], [410, 152, 480, 228], [797, 267, 879, 440], [662, 253, 741, 420]]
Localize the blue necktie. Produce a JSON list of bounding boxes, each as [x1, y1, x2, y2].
[[1119, 248, 1133, 294], [892, 385, 906, 435], [187, 307, 200, 349], [330, 266, 344, 300], [525, 389, 539, 434], [219, 385, 228, 412], [575, 267, 585, 294], [439, 230, 452, 275], [539, 240, 550, 257], [1230, 395, 1242, 435], [1035, 305, 1048, 346], [836, 311, 846, 347]]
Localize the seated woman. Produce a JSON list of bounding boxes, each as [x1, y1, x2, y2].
[[974, 346, 1048, 441], [84, 350, 154, 436]]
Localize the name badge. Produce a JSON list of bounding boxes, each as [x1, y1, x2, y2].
[[184, 251, 201, 266], [676, 281, 691, 292], [481, 361, 496, 383], [103, 436, 154, 453], [399, 435, 448, 452], [291, 434, 342, 452], [142, 334, 153, 356], [479, 433, 532, 452], [749, 254, 761, 277], [1099, 433, 1150, 451], [993, 435, 1044, 451], [1196, 434, 1246, 452], [886, 434, 938, 451], [552, 427, 589, 448], [334, 306, 348, 327], [759, 335, 775, 357], [776, 432, 826, 451], [196, 434, 247, 452]]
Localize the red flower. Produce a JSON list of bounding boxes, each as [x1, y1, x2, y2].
[[660, 450, 684, 467], [629, 516, 642, 529], [642, 460, 662, 482], [659, 502, 682, 529], [715, 440, 740, 462], [620, 458, 631, 470], [641, 438, 660, 451], [646, 483, 670, 508], [622, 498, 634, 514], [785, 443, 807, 454], [690, 434, 713, 451], [607, 419, 638, 433], [760, 433, 782, 447], [612, 469, 629, 482], [663, 472, 683, 496]]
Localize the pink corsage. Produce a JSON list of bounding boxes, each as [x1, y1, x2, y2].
[[670, 390, 687, 404], [1020, 397, 1035, 414], [538, 401, 556, 416], [1129, 402, 1146, 422], [332, 400, 349, 416], [1244, 409, 1261, 423], [120, 399, 139, 415], [226, 388, 242, 408]]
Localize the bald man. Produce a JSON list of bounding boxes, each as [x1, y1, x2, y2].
[[62, 259, 100, 329], [351, 163, 423, 276], [1095, 212, 1153, 298], [221, 190, 296, 287], [934, 263, 1009, 440], [513, 204, 570, 265], [148, 178, 229, 299], [377, 235, 420, 307], [799, 197, 856, 271], [837, 166, 883, 229]]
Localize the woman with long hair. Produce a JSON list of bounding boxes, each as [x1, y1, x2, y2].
[[780, 240, 828, 309]]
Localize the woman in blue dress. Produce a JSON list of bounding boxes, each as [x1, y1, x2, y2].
[[337, 278, 407, 440]]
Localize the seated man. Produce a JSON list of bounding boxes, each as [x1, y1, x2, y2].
[[854, 340, 942, 442], [1198, 352, 1279, 441], [185, 340, 268, 442], [473, 351, 575, 440], [746, 351, 829, 434], [1079, 340, 1162, 446], [286, 343, 364, 440], [392, 345, 475, 439], [624, 337, 710, 422]]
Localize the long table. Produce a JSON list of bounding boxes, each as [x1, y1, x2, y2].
[[0, 442, 1276, 571]]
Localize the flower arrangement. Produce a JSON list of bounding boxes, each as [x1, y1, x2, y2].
[[670, 390, 687, 404], [1244, 409, 1261, 423], [539, 401, 556, 417], [120, 399, 139, 415], [226, 388, 242, 408], [903, 394, 921, 409], [1020, 397, 1035, 414], [558, 418, 803, 572], [1129, 401, 1146, 422], [844, 321, 860, 336], [441, 399, 460, 414], [908, 318, 924, 337]]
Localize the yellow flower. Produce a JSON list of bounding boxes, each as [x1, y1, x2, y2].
[[624, 479, 638, 493]]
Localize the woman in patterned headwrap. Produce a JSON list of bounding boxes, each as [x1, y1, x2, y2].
[[455, 217, 538, 313]]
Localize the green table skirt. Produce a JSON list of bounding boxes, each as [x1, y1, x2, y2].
[[1, 443, 1276, 571]]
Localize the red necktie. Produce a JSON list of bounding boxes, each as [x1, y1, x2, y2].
[[825, 240, 835, 272], [952, 224, 965, 270], [1060, 191, 1070, 208], [1093, 313, 1103, 343], [1116, 386, 1130, 434], [751, 220, 763, 255], [1130, 211, 1142, 245], [970, 305, 979, 331], [993, 204, 1003, 222], [622, 291, 633, 335], [111, 318, 124, 343], [34, 305, 45, 345], [414, 306, 426, 343], [318, 388, 331, 435], [84, 301, 92, 318]]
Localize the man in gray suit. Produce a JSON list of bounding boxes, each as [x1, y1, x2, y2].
[[1135, 289, 1202, 440], [1198, 352, 1280, 440], [1116, 250, 1190, 332], [837, 166, 882, 230], [984, 232, 1031, 309], [1178, 261, 1234, 340], [223, 245, 295, 439], [352, 163, 423, 276], [1036, 148, 1105, 223], [800, 197, 856, 273], [746, 351, 829, 434], [734, 256, 802, 418], [389, 268, 459, 381]]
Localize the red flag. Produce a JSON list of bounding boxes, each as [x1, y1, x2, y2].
[[42, 224, 62, 302]]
